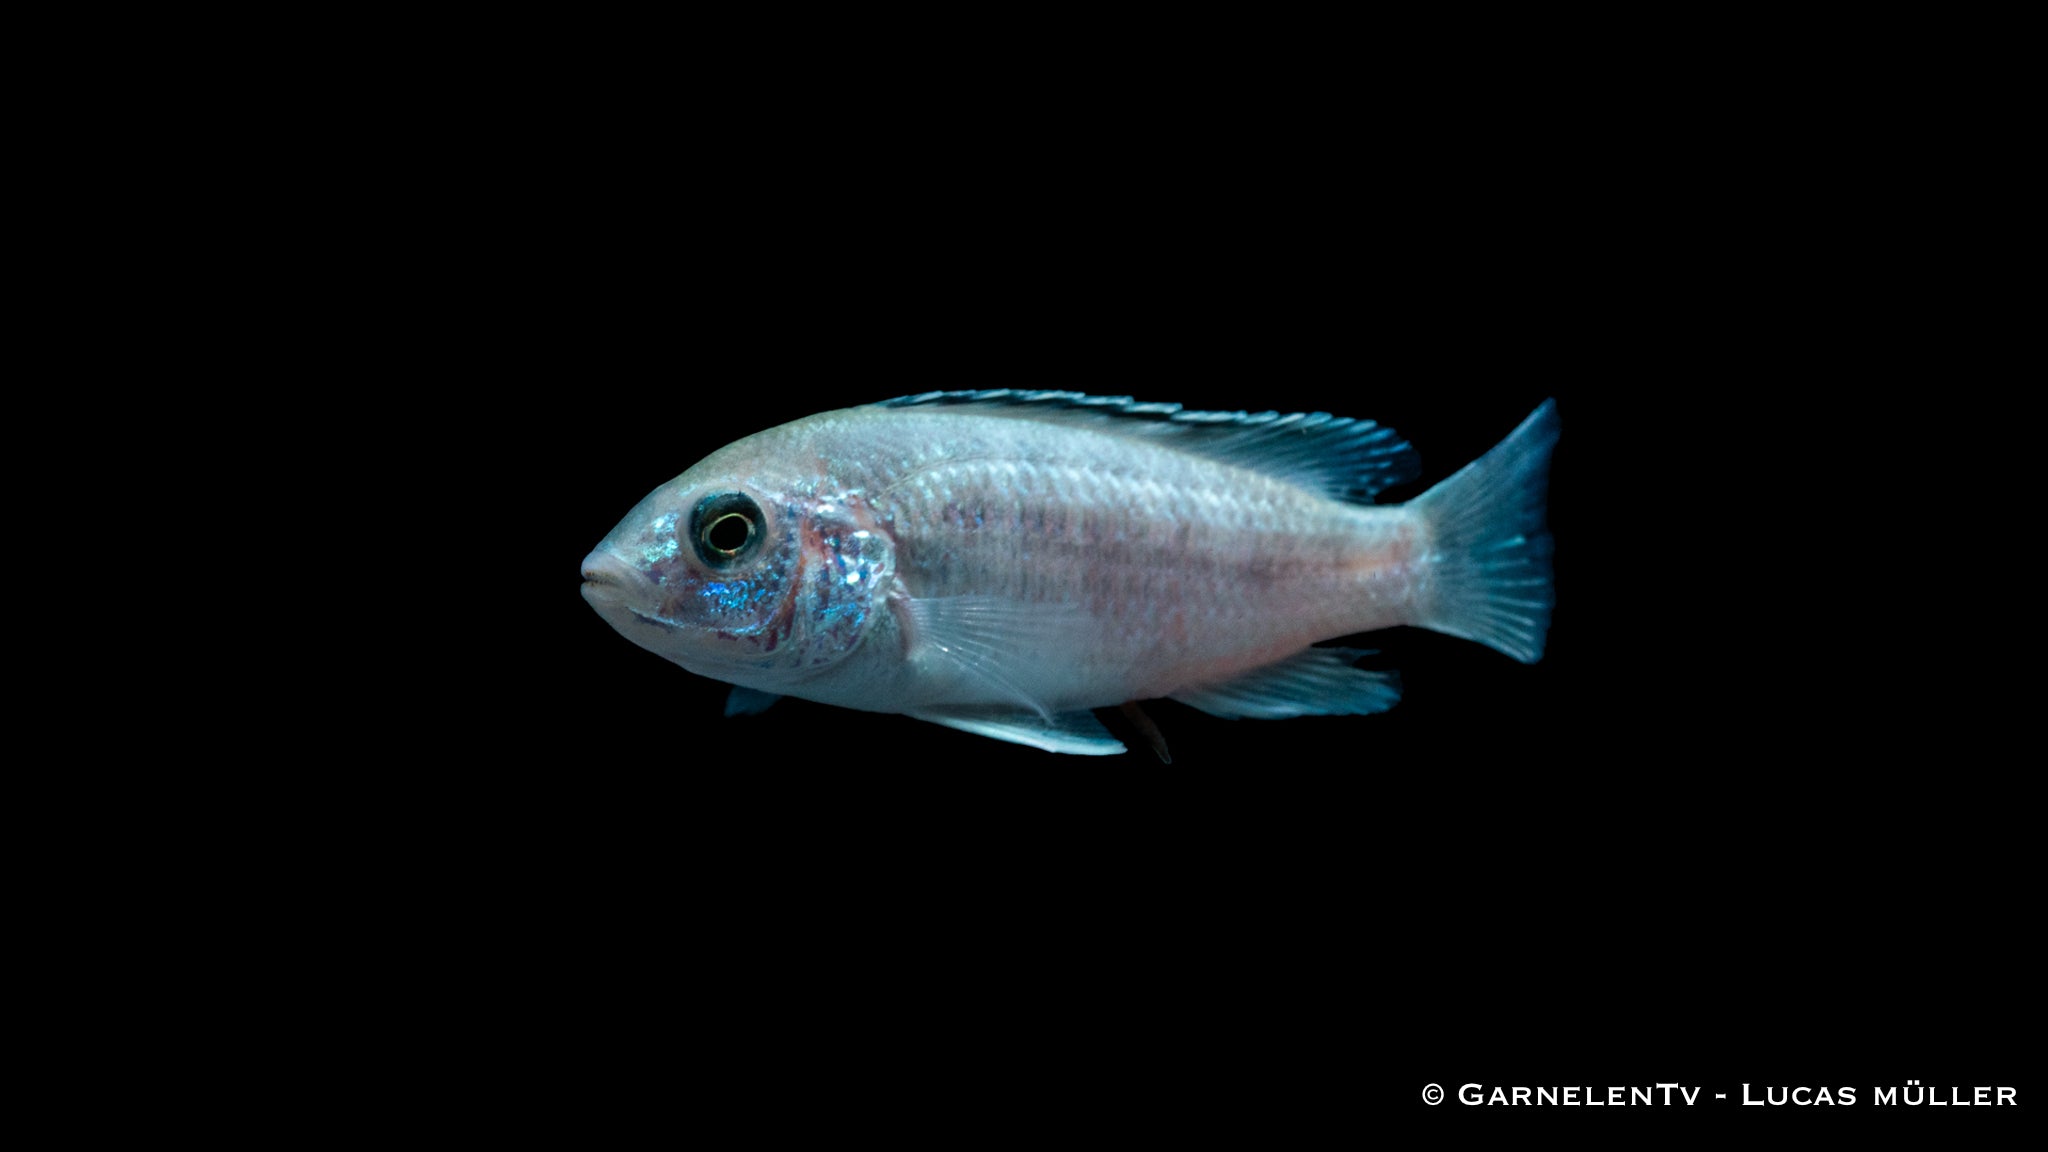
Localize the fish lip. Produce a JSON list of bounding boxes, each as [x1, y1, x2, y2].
[[580, 550, 640, 608]]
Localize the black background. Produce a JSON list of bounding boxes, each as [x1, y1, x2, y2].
[[357, 37, 2028, 1135]]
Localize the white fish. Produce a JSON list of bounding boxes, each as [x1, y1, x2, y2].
[[579, 391, 1558, 755]]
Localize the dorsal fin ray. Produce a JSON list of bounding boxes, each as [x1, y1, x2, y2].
[[872, 390, 1421, 503]]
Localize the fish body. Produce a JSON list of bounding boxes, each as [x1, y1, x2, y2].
[[580, 391, 1558, 755]]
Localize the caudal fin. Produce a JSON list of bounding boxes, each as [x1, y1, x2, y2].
[[1408, 399, 1559, 663]]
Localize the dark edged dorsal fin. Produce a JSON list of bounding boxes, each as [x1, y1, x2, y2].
[[873, 390, 1420, 503]]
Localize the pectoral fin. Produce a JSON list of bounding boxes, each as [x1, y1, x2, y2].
[[896, 593, 1092, 721], [908, 707, 1127, 756], [1170, 648, 1401, 719]]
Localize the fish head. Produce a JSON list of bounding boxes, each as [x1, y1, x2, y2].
[[580, 452, 897, 685]]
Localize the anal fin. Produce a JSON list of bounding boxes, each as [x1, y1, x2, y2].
[[1170, 648, 1401, 719]]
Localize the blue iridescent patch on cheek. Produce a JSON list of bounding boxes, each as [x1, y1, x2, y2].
[[698, 579, 772, 618]]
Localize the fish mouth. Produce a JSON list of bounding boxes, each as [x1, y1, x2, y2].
[[580, 550, 641, 610]]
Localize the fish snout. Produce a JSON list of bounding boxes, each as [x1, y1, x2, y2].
[[580, 549, 644, 609]]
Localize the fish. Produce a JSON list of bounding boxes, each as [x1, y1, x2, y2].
[[579, 391, 1559, 755]]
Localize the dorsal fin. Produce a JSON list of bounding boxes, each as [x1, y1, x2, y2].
[[872, 390, 1420, 503]]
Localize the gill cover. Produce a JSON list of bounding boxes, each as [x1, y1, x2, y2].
[[792, 502, 896, 670]]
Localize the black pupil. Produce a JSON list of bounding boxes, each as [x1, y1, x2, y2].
[[705, 513, 751, 554]]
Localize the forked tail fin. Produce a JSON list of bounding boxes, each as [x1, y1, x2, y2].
[[1408, 399, 1560, 663]]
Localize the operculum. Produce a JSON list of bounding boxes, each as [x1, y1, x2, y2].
[[793, 502, 896, 670]]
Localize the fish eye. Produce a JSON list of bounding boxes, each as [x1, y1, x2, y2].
[[691, 492, 763, 567]]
